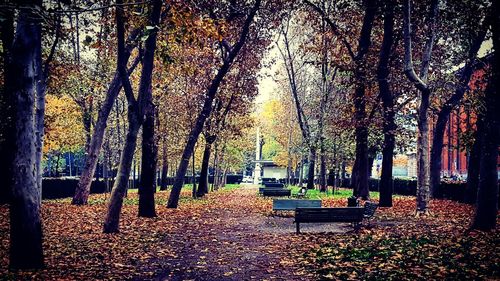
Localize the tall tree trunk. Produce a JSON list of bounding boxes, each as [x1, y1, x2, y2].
[[306, 147, 316, 189], [416, 89, 431, 213], [319, 142, 327, 192], [471, 83, 499, 230], [72, 32, 141, 205], [464, 118, 483, 204], [103, 119, 141, 233], [160, 138, 169, 190], [471, 1, 500, 229], [197, 140, 213, 197], [403, 0, 439, 215], [298, 155, 304, 187], [352, 0, 376, 200], [103, 0, 161, 232], [378, 0, 395, 208], [429, 111, 448, 197], [138, 109, 157, 217], [167, 0, 261, 208], [9, 2, 44, 268], [192, 146, 197, 198], [0, 11, 15, 204]]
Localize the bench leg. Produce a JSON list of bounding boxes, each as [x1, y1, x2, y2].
[[296, 222, 300, 234]]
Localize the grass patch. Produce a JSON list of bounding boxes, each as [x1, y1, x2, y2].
[[288, 186, 379, 199]]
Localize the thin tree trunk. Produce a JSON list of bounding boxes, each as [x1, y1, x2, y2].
[[167, 0, 261, 208], [416, 89, 431, 213], [103, 0, 161, 232], [103, 119, 141, 232], [298, 154, 304, 187], [138, 109, 157, 217], [197, 140, 213, 197], [464, 118, 483, 204], [403, 0, 439, 215], [160, 138, 169, 190], [352, 0, 376, 200], [306, 147, 316, 189], [192, 145, 197, 198], [72, 32, 141, 205], [319, 142, 327, 192], [378, 0, 396, 207], [8, 2, 44, 268]]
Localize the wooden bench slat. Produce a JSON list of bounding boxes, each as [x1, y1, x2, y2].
[[262, 189, 291, 197], [294, 207, 364, 233], [272, 199, 321, 211]]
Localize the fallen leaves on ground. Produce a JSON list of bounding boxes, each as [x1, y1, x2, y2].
[[0, 187, 498, 280]]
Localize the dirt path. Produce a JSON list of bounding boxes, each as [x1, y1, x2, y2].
[[146, 185, 346, 281]]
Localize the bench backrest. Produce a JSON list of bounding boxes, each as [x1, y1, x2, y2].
[[262, 189, 291, 197], [273, 199, 321, 210], [363, 201, 378, 218], [295, 207, 364, 223], [264, 182, 284, 188]]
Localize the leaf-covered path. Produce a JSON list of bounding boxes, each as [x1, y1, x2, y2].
[[152, 184, 314, 281], [1, 185, 499, 280]]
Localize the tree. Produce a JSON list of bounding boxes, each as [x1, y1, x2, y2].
[[471, 0, 499, 231], [305, 0, 377, 199], [103, 0, 162, 233], [7, 0, 44, 269], [378, 0, 396, 207], [402, 0, 439, 215], [429, 15, 489, 197], [72, 27, 142, 205], [167, 0, 262, 208], [0, 8, 15, 204]]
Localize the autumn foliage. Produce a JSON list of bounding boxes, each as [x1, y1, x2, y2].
[[1, 186, 499, 280]]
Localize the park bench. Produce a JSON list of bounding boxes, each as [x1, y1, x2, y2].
[[272, 199, 321, 211], [264, 182, 285, 188], [262, 188, 291, 197], [294, 207, 364, 234], [294, 202, 379, 233]]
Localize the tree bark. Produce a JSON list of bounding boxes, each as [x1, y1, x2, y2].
[[416, 89, 431, 212], [160, 138, 169, 190], [306, 147, 316, 189], [403, 0, 439, 215], [8, 2, 44, 269], [378, 0, 396, 207], [72, 32, 141, 205], [464, 118, 483, 204], [352, 0, 376, 200], [167, 0, 261, 208], [471, 83, 499, 230], [471, 0, 500, 230], [197, 138, 215, 197], [138, 109, 157, 217], [319, 142, 327, 192], [103, 118, 141, 232], [103, 0, 162, 232], [0, 11, 15, 204]]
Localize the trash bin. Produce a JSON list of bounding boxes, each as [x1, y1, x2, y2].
[[347, 196, 359, 207]]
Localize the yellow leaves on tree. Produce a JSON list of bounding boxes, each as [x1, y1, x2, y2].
[[44, 94, 85, 154]]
